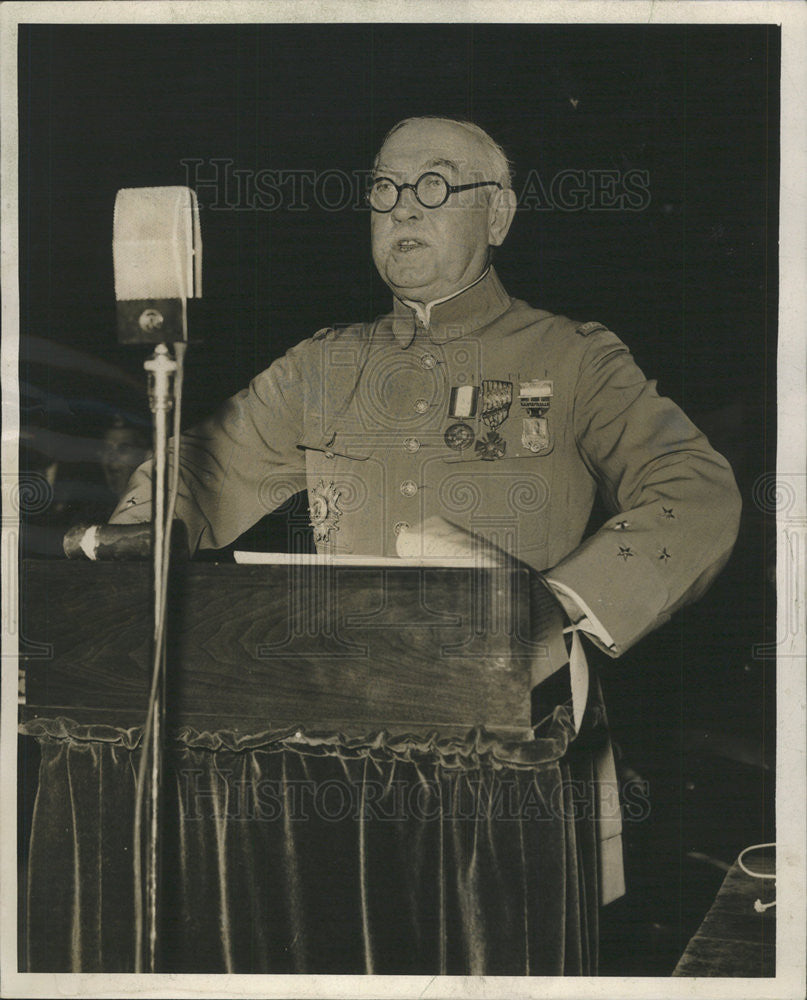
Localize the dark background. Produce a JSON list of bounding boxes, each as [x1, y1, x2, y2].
[[18, 22, 778, 975]]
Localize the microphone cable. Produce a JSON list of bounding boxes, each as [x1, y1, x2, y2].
[[737, 842, 776, 913]]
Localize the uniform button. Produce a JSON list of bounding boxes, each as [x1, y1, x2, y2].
[[420, 352, 437, 370], [413, 398, 430, 414], [393, 521, 410, 535], [403, 437, 421, 453], [400, 480, 418, 498]]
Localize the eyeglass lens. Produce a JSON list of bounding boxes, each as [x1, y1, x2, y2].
[[369, 172, 449, 212]]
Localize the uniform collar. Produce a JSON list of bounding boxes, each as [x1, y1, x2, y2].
[[390, 266, 512, 347]]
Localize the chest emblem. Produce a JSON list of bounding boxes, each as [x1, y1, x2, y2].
[[519, 379, 554, 456], [475, 430, 507, 461], [481, 380, 513, 430], [521, 417, 551, 454], [309, 479, 342, 543], [445, 384, 479, 451], [444, 422, 475, 451]]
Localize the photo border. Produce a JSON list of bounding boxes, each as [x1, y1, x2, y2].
[[2, 3, 804, 998]]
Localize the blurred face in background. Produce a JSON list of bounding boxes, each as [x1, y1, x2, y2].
[[101, 425, 147, 496]]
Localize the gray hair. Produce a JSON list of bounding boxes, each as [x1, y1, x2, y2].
[[376, 117, 514, 190]]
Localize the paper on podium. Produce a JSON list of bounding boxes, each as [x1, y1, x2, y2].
[[234, 518, 511, 568], [232, 552, 499, 567]]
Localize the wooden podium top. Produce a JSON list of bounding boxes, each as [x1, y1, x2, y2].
[[20, 559, 560, 741]]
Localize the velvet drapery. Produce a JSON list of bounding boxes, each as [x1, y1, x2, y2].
[[21, 700, 605, 976]]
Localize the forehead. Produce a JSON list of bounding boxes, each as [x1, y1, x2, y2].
[[105, 428, 141, 445], [377, 121, 488, 175]]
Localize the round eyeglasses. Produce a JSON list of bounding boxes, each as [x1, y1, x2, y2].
[[366, 171, 502, 213]]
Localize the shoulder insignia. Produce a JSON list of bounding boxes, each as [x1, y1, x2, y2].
[[312, 326, 336, 342], [576, 321, 609, 337]]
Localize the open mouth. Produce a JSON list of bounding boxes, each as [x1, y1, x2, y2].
[[395, 238, 426, 253]]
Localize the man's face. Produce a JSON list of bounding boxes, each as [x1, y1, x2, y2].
[[101, 427, 147, 496], [371, 121, 502, 304]]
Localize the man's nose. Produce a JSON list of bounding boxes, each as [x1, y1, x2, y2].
[[391, 185, 423, 222]]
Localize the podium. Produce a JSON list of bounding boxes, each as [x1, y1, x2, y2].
[[18, 558, 602, 976], [21, 559, 555, 739]]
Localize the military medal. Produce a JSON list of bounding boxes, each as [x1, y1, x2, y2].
[[480, 380, 513, 430], [308, 479, 342, 542], [444, 384, 478, 451], [475, 430, 507, 461], [519, 379, 553, 455], [521, 417, 550, 453], [444, 423, 475, 450]]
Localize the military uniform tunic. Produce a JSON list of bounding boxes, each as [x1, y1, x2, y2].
[[111, 267, 741, 657]]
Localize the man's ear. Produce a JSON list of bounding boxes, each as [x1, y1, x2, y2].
[[487, 187, 517, 247]]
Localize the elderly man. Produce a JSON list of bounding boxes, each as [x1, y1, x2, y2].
[[113, 115, 739, 648], [110, 116, 741, 973]]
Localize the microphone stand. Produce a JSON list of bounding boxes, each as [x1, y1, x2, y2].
[[139, 342, 178, 972], [114, 183, 200, 973]]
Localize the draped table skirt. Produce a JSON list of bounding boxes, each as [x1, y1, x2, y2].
[[20, 703, 606, 975]]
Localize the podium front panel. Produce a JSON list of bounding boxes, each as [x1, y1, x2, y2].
[[21, 561, 546, 740]]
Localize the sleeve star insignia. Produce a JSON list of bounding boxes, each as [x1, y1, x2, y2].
[[613, 520, 630, 531], [662, 506, 675, 519], [617, 545, 634, 561], [127, 497, 138, 506], [658, 547, 672, 562]]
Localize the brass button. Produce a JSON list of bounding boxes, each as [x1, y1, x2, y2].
[[400, 480, 418, 498], [403, 437, 420, 453], [413, 398, 430, 414], [394, 521, 410, 536], [420, 352, 437, 370]]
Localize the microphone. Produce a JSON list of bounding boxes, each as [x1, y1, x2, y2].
[[113, 186, 202, 344]]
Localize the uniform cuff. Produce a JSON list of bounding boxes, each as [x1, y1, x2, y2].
[[542, 577, 618, 655]]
